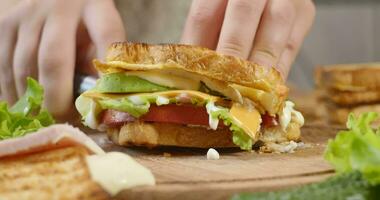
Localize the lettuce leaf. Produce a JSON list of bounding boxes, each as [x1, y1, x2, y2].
[[98, 98, 150, 118], [0, 78, 54, 140], [208, 105, 252, 150], [324, 112, 380, 185]]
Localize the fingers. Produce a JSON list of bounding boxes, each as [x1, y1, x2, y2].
[[277, 0, 315, 78], [249, 0, 297, 76], [181, 0, 227, 49], [82, 0, 125, 59], [217, 0, 267, 59], [38, 1, 83, 118], [0, 9, 19, 104], [13, 11, 44, 97]]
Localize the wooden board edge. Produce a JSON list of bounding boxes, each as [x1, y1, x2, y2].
[[118, 172, 334, 200]]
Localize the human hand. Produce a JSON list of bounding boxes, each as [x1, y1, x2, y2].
[[0, 0, 125, 120], [181, 0, 315, 78]]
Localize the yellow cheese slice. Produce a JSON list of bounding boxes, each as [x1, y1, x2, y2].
[[86, 152, 155, 196], [229, 102, 261, 139], [230, 84, 277, 114], [83, 90, 220, 102]]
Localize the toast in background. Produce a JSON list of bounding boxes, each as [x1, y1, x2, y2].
[[315, 62, 380, 125], [0, 146, 109, 200]]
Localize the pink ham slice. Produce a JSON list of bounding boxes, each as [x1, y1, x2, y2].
[[0, 124, 104, 158]]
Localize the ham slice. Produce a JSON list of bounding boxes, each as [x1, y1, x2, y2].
[[0, 124, 104, 158]]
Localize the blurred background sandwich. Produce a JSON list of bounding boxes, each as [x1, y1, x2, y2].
[[315, 63, 380, 125]]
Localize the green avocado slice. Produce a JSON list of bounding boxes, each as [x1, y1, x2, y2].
[[95, 73, 171, 93]]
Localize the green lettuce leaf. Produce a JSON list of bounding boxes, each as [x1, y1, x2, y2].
[[208, 105, 252, 150], [95, 73, 171, 93], [0, 78, 54, 140], [324, 112, 380, 185], [98, 98, 150, 118]]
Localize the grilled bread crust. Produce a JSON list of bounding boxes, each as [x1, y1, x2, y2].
[[315, 63, 380, 91], [327, 90, 380, 106], [0, 146, 109, 200], [107, 122, 301, 149], [100, 42, 288, 102], [326, 103, 380, 125], [107, 122, 235, 148]]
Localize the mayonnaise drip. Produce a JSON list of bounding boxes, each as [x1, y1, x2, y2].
[[279, 101, 304, 130]]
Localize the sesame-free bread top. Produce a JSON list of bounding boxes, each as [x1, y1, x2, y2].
[[102, 43, 287, 95]]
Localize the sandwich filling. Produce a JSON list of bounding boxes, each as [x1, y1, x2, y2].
[[76, 62, 304, 150]]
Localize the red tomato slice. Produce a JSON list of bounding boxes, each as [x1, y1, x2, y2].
[[101, 105, 280, 129], [261, 113, 278, 128], [141, 104, 210, 126], [101, 104, 211, 127]]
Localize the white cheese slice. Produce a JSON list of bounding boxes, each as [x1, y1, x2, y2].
[[86, 152, 155, 196]]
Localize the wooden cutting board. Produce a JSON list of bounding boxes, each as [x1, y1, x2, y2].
[[89, 125, 340, 200]]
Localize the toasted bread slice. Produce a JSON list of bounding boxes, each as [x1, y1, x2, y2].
[[0, 146, 109, 200], [315, 62, 380, 92], [327, 90, 380, 106], [104, 43, 285, 89], [325, 103, 380, 125], [107, 122, 301, 151], [108, 122, 235, 148]]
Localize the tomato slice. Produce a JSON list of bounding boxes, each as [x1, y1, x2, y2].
[[261, 113, 278, 128], [101, 104, 211, 127], [141, 104, 210, 126], [101, 105, 280, 129]]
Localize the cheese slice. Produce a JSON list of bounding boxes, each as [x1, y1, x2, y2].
[[83, 90, 221, 102], [86, 152, 155, 196], [230, 84, 278, 114], [229, 102, 261, 139], [125, 70, 200, 90]]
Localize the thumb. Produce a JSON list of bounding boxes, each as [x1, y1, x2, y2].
[[82, 0, 126, 59]]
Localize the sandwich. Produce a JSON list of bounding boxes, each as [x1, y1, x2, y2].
[[76, 43, 304, 151], [315, 62, 380, 125], [0, 78, 155, 199], [0, 124, 155, 200]]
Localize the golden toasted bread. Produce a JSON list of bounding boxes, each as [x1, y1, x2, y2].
[[0, 146, 109, 200], [105, 43, 285, 88], [325, 103, 380, 125], [315, 63, 380, 92], [327, 90, 380, 106], [108, 122, 235, 148], [108, 122, 301, 150]]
